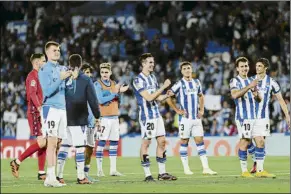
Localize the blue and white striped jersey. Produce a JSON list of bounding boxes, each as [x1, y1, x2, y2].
[[170, 78, 203, 120], [133, 73, 161, 121], [229, 75, 256, 122], [252, 75, 281, 119]]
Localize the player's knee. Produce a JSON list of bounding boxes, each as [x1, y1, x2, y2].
[[158, 138, 166, 148], [37, 138, 47, 148], [255, 138, 265, 148]]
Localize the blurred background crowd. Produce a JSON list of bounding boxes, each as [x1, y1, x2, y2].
[[1, 1, 290, 138]]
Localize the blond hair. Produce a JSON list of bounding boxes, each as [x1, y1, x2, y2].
[[100, 63, 111, 71]]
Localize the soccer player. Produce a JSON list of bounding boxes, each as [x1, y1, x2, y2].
[[132, 53, 177, 182], [229, 57, 261, 178], [247, 58, 290, 177], [39, 41, 75, 187], [56, 55, 100, 184], [166, 61, 217, 175], [80, 63, 98, 182], [95, 62, 129, 177], [10, 53, 47, 180]]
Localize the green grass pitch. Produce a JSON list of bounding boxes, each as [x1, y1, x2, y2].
[[1, 156, 290, 193]]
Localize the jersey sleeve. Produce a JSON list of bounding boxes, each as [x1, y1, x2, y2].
[[133, 77, 146, 93], [170, 81, 181, 95], [229, 78, 239, 91], [94, 81, 117, 105], [271, 78, 281, 94], [27, 75, 42, 108], [38, 65, 62, 97], [197, 79, 203, 94]]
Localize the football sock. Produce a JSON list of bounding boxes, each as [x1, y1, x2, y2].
[[17, 143, 40, 164], [141, 154, 151, 177], [96, 140, 106, 172], [109, 141, 118, 172], [180, 143, 189, 170], [156, 152, 166, 175], [247, 141, 256, 162], [75, 146, 85, 180], [255, 147, 265, 172], [238, 149, 248, 172], [37, 147, 46, 173], [56, 144, 70, 179], [196, 142, 209, 169]]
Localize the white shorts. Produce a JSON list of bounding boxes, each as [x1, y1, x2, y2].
[[235, 119, 256, 139], [140, 117, 166, 139], [86, 127, 96, 147], [253, 118, 270, 137], [41, 106, 67, 139], [97, 117, 120, 141], [62, 126, 87, 146], [179, 117, 204, 138]]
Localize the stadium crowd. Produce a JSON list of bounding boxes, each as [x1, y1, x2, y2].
[[1, 1, 290, 138]]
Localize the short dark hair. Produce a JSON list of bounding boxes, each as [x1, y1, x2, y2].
[[69, 54, 82, 68], [235, 57, 249, 68], [81, 63, 93, 73], [179, 61, 192, 70], [256, 58, 270, 69], [45, 41, 60, 51], [139, 53, 153, 64], [30, 53, 45, 63]]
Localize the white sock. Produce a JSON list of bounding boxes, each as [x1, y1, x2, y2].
[[109, 156, 117, 172], [47, 166, 56, 180], [143, 166, 151, 177], [196, 142, 209, 169], [257, 160, 264, 172], [180, 143, 189, 170], [109, 141, 118, 172], [158, 162, 166, 174], [200, 155, 209, 169], [76, 147, 85, 180], [56, 146, 69, 178], [240, 160, 248, 172], [15, 159, 21, 165], [96, 141, 105, 172], [38, 171, 46, 174]]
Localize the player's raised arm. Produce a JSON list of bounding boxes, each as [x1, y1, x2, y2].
[[230, 78, 258, 99], [138, 79, 171, 102]]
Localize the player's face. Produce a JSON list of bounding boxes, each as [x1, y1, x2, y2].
[[83, 68, 92, 78], [236, 61, 249, 77], [34, 56, 46, 71], [256, 62, 267, 75], [100, 68, 111, 80], [46, 45, 60, 61], [181, 65, 192, 78], [142, 57, 155, 72]]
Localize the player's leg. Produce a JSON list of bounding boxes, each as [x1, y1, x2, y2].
[[44, 108, 66, 187], [56, 128, 71, 185], [109, 118, 123, 176], [71, 126, 91, 184], [36, 136, 47, 180], [84, 127, 97, 181], [193, 119, 217, 175], [247, 140, 256, 173], [140, 119, 154, 181], [235, 120, 253, 178], [10, 113, 46, 179], [96, 118, 108, 176], [178, 118, 192, 174], [156, 117, 177, 181]]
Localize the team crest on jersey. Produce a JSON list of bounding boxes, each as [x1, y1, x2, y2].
[[31, 80, 36, 86]]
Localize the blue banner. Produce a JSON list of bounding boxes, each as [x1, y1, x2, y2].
[[6, 21, 28, 42]]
